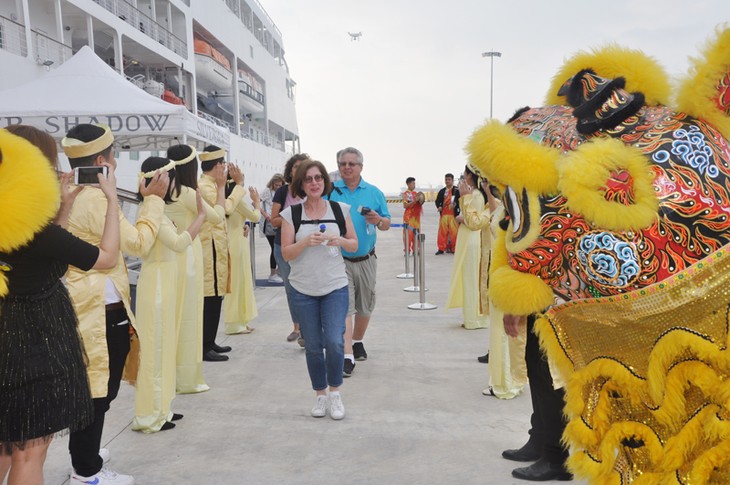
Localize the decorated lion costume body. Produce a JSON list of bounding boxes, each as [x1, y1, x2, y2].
[[468, 28, 730, 484]]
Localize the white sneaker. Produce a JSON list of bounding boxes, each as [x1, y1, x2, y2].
[[70, 467, 135, 485], [329, 393, 345, 420], [69, 448, 111, 476], [311, 395, 328, 418], [268, 274, 283, 284]]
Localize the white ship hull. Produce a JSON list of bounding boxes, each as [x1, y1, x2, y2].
[[0, 0, 299, 192]]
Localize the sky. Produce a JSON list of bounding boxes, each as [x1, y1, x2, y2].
[[264, 0, 728, 195]]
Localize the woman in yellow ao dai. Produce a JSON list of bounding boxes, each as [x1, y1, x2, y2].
[[165, 145, 225, 394], [224, 183, 262, 334], [132, 157, 206, 433], [480, 189, 527, 399], [446, 165, 489, 330]]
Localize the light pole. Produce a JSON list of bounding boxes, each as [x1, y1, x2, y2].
[[481, 50, 501, 119]]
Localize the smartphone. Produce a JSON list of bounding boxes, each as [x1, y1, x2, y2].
[[358, 206, 372, 215], [74, 166, 108, 185]]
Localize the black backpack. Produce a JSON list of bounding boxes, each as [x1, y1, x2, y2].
[[291, 200, 347, 236]]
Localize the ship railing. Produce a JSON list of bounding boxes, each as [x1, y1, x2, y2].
[[224, 0, 240, 17], [198, 111, 235, 134], [223, 0, 281, 55], [242, 126, 284, 151], [248, 0, 282, 39], [93, 0, 187, 57], [32, 29, 72, 66], [0, 14, 28, 57]]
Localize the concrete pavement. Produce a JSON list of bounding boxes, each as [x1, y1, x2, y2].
[[42, 203, 586, 485]]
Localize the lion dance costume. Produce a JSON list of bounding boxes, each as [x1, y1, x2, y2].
[[468, 28, 730, 484]]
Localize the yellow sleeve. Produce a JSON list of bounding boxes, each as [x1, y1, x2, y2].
[[461, 192, 490, 231], [158, 217, 193, 252], [181, 186, 222, 224], [120, 195, 165, 257], [236, 199, 261, 223], [224, 185, 246, 215]]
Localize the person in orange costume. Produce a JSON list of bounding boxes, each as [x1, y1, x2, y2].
[[401, 176, 422, 254], [434, 172, 460, 255]]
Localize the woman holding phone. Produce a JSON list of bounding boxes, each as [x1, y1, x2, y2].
[[0, 127, 120, 485], [280, 160, 358, 420]]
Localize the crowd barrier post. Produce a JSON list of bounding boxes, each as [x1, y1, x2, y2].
[[403, 227, 424, 293], [408, 232, 437, 310], [249, 222, 257, 288], [397, 223, 413, 279]]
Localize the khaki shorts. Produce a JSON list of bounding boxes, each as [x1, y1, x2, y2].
[[344, 254, 377, 316]]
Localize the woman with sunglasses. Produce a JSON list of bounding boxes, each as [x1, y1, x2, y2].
[[280, 160, 357, 420]]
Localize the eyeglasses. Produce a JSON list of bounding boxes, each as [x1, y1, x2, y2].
[[338, 162, 361, 167], [303, 174, 324, 184]]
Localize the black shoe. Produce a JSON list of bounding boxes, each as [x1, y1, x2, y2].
[[171, 413, 184, 421], [212, 343, 232, 353], [502, 442, 542, 462], [343, 359, 355, 377], [511, 457, 573, 481], [203, 350, 229, 362], [477, 353, 489, 364], [160, 421, 176, 431], [353, 342, 367, 361], [435, 250, 444, 255]]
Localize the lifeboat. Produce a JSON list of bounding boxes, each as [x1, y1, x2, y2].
[[237, 69, 265, 114], [162, 89, 185, 105], [195, 36, 265, 118], [194, 37, 232, 95]]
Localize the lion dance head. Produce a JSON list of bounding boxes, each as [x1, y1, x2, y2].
[[468, 27, 730, 483]]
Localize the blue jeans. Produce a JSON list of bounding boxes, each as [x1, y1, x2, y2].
[[290, 285, 348, 390], [274, 243, 298, 323]]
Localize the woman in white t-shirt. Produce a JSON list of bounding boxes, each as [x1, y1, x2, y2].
[[281, 160, 357, 420]]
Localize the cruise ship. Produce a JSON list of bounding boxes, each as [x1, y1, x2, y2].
[[0, 0, 299, 192]]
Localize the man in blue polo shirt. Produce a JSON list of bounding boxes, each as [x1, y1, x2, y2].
[[327, 147, 391, 377]]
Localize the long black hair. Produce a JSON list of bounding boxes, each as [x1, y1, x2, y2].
[[464, 164, 488, 201], [138, 156, 176, 203], [167, 144, 198, 198]]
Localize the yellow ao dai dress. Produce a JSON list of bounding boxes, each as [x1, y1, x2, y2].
[[224, 199, 261, 333], [446, 191, 489, 329], [482, 204, 527, 399], [165, 186, 224, 393], [131, 216, 193, 433]]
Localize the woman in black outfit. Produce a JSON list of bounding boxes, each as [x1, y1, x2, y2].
[[0, 127, 120, 485]]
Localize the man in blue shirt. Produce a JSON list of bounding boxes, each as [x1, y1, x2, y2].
[[327, 147, 391, 377]]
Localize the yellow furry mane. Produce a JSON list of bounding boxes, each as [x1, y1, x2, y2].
[[0, 129, 60, 295], [545, 44, 671, 107]]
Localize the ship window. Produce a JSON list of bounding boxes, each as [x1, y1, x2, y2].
[[0, 24, 4, 50], [130, 151, 139, 161], [250, 45, 254, 59]]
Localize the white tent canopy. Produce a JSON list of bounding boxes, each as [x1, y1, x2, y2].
[[0, 46, 230, 150]]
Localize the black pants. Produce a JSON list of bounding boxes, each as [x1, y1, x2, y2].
[[266, 235, 276, 270], [524, 315, 568, 465], [69, 306, 131, 477], [203, 296, 223, 353]]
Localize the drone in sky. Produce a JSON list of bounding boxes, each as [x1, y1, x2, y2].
[[348, 32, 362, 41]]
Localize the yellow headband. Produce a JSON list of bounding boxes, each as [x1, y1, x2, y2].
[[61, 125, 114, 158], [199, 149, 225, 162], [138, 160, 176, 181], [173, 146, 198, 166]]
